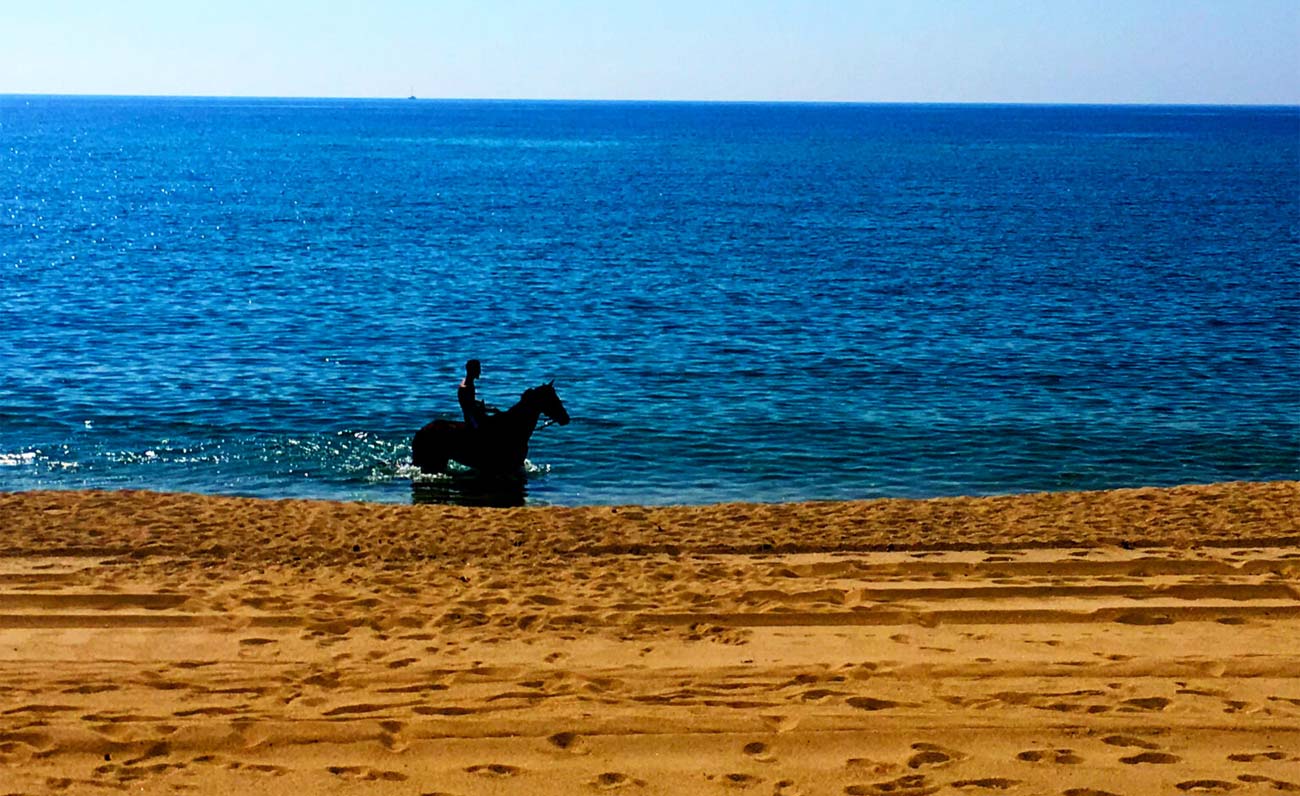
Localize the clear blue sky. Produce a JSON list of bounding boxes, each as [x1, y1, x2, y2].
[[4, 1, 1297, 103]]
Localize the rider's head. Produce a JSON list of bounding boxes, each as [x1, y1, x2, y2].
[[465, 359, 481, 379]]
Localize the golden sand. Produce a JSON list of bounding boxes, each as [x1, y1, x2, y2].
[[0, 480, 1297, 794]]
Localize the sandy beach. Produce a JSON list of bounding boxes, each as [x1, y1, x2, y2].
[[0, 480, 1297, 794]]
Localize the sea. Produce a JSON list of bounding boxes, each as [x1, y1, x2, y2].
[[2, 96, 1297, 506]]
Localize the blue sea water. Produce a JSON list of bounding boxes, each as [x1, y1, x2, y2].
[[1, 96, 1297, 505]]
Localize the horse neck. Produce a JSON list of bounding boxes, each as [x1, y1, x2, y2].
[[502, 392, 544, 434]]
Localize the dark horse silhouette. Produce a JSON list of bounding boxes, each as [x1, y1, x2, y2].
[[411, 381, 569, 476]]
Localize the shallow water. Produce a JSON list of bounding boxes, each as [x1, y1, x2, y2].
[[2, 97, 1297, 504]]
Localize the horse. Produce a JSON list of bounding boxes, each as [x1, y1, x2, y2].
[[411, 381, 569, 477]]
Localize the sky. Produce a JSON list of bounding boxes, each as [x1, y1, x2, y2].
[[3, 1, 1297, 104]]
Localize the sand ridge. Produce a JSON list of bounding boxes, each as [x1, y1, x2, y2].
[[0, 481, 1296, 794]]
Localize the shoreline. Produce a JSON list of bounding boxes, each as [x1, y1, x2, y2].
[[0, 479, 1297, 793], [2, 479, 1297, 558]]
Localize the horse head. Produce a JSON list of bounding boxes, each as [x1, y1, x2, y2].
[[530, 380, 570, 426]]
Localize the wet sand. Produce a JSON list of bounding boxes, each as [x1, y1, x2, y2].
[[0, 480, 1297, 794]]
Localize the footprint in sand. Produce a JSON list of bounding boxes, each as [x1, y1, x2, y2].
[[327, 765, 408, 781], [5, 704, 79, 717], [846, 758, 900, 776], [1101, 735, 1161, 750], [802, 687, 850, 703], [378, 721, 407, 753], [1237, 775, 1300, 791], [743, 741, 775, 762], [1120, 696, 1171, 711], [1017, 749, 1083, 764], [322, 702, 416, 717], [1114, 611, 1174, 626], [589, 771, 645, 790], [950, 779, 1020, 791], [907, 742, 966, 769], [846, 696, 900, 711], [526, 593, 564, 606], [1120, 752, 1181, 765], [547, 731, 590, 755], [0, 729, 56, 757], [845, 774, 937, 795], [227, 762, 288, 776], [1226, 750, 1287, 762], [466, 763, 520, 778], [760, 714, 800, 733], [1175, 781, 1238, 793], [117, 741, 172, 767], [711, 773, 762, 789], [414, 706, 474, 716]]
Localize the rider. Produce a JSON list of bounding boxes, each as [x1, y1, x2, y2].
[[458, 359, 496, 430]]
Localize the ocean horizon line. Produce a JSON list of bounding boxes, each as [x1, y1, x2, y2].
[[4, 92, 1298, 110]]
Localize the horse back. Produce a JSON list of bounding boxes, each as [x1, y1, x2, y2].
[[420, 418, 465, 433], [414, 419, 467, 447]]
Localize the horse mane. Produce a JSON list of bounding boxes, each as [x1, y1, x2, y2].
[[519, 382, 554, 401]]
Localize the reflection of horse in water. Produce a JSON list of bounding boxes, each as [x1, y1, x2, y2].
[[411, 381, 570, 477]]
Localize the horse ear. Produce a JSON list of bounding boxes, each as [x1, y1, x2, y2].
[[548, 379, 555, 387]]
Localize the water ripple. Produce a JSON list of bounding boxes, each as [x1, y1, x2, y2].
[[1, 98, 1296, 504]]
